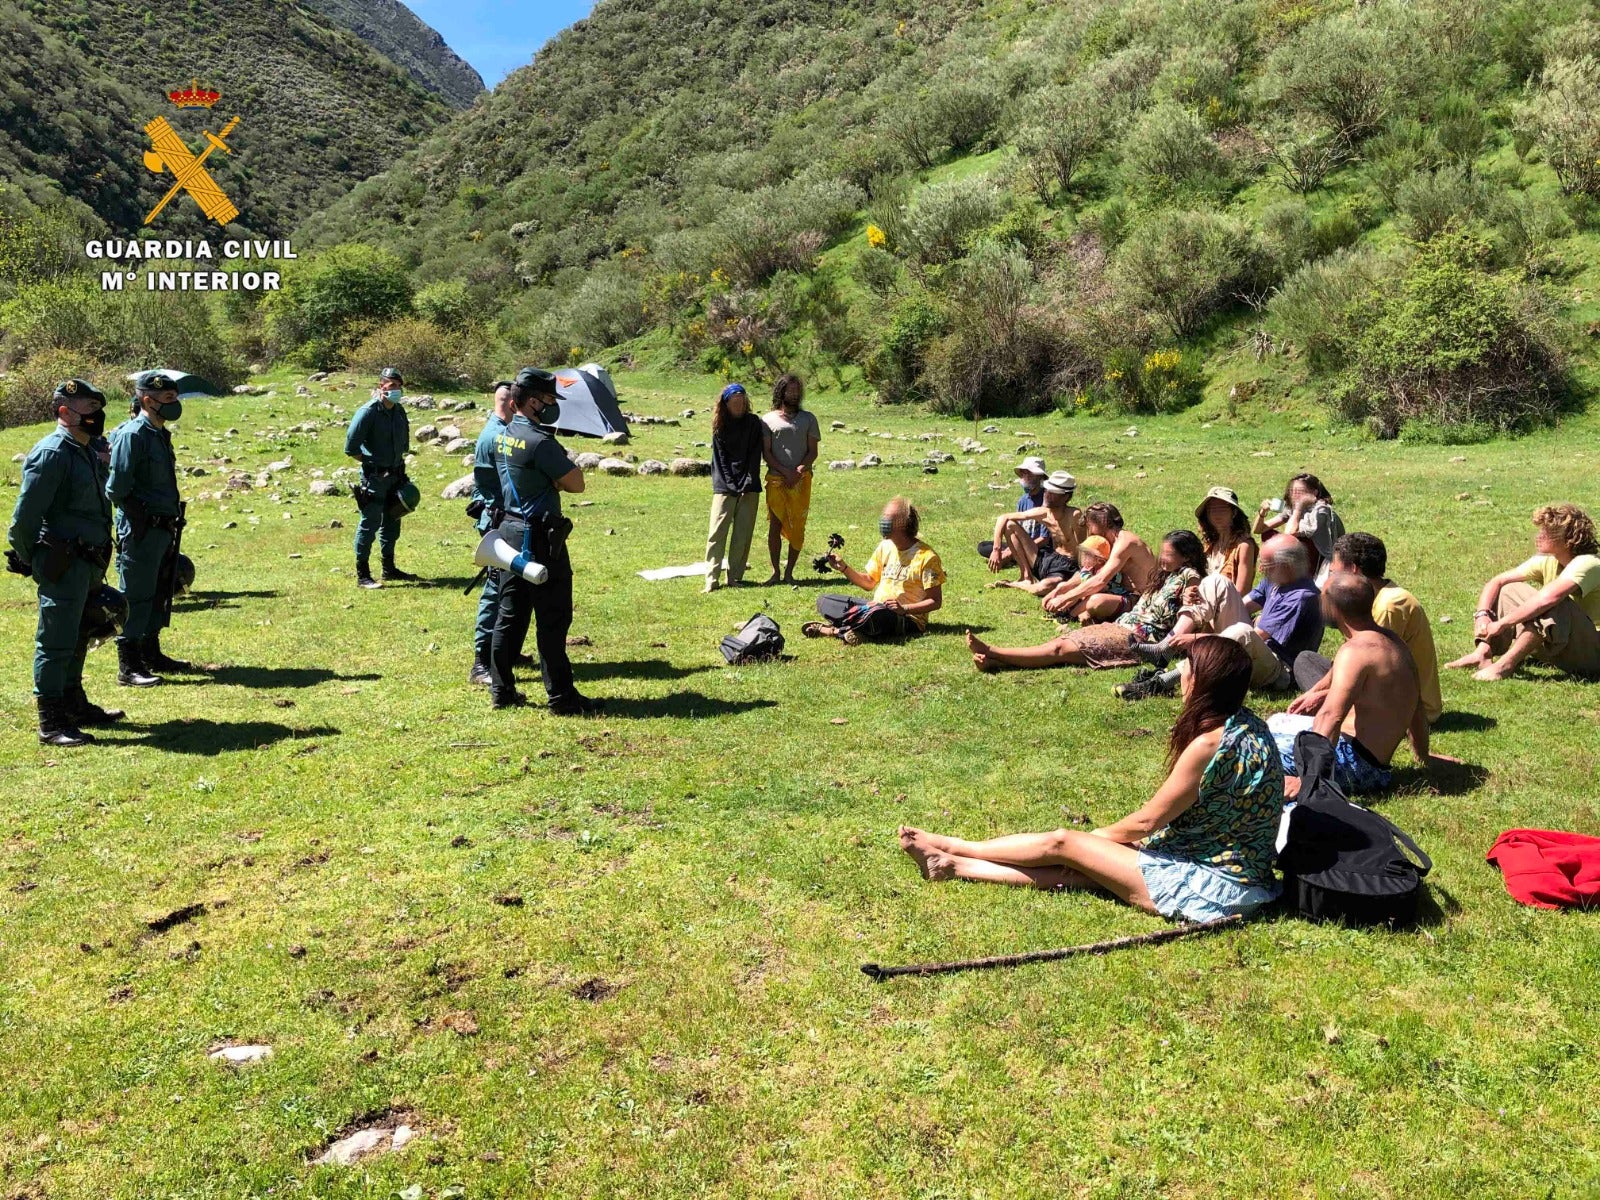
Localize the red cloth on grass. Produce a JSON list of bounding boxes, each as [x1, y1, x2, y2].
[[1486, 829, 1600, 910]]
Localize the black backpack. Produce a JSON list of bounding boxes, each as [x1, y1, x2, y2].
[[1276, 730, 1433, 927], [721, 614, 785, 665]]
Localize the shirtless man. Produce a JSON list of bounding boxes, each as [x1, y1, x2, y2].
[[988, 470, 1086, 586], [1268, 574, 1435, 798], [1042, 502, 1157, 621]]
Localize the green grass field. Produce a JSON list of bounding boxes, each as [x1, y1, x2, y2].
[[3, 368, 1600, 1198]]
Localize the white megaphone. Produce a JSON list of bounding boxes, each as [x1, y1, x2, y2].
[[474, 530, 549, 585]]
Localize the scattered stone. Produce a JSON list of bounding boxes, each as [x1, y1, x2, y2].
[[221, 521, 237, 529], [575, 451, 604, 471], [315, 1117, 419, 1166], [209, 1044, 272, 1065], [567, 634, 593, 646], [828, 460, 856, 471], [309, 480, 339, 497], [955, 438, 986, 453], [440, 474, 475, 500], [1250, 450, 1275, 458], [1451, 455, 1467, 462], [329, 519, 343, 529], [414, 425, 440, 444], [438, 425, 462, 442], [308, 372, 329, 382], [1439, 614, 1454, 624], [185, 465, 208, 477], [443, 437, 472, 454], [637, 459, 669, 475], [225, 472, 252, 492], [858, 454, 882, 469], [669, 458, 711, 477], [295, 385, 311, 397], [981, 423, 1000, 433], [679, 409, 696, 419], [924, 451, 954, 465], [451, 400, 476, 412], [1125, 427, 1139, 438], [601, 431, 630, 446], [830, 717, 849, 725], [12, 452, 25, 462], [410, 396, 436, 410], [493, 892, 524, 907], [831, 420, 847, 431], [598, 457, 633, 475]]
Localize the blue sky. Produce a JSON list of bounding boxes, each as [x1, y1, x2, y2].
[[407, 0, 596, 88]]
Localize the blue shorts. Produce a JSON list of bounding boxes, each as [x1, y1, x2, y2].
[[1268, 713, 1394, 795], [1137, 851, 1281, 923]]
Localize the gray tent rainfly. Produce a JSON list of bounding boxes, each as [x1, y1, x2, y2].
[[540, 363, 630, 439]]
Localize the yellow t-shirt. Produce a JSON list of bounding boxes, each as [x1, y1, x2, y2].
[[1518, 554, 1600, 624], [863, 539, 946, 629], [1374, 585, 1441, 724]]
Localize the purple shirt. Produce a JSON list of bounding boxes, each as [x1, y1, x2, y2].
[[1247, 577, 1324, 666]]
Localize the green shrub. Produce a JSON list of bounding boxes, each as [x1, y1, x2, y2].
[[559, 267, 650, 352], [929, 76, 1005, 155], [902, 178, 1004, 267], [1267, 246, 1389, 372], [1121, 103, 1227, 197], [1113, 208, 1255, 337], [1092, 346, 1206, 415], [1015, 83, 1109, 198], [0, 348, 109, 430], [1433, 89, 1491, 171], [1515, 54, 1600, 196], [1490, 190, 1575, 276], [263, 243, 413, 368], [1257, 200, 1318, 279], [1261, 12, 1401, 144], [1155, 44, 1238, 117], [1396, 167, 1487, 241], [714, 179, 862, 284], [1263, 123, 1349, 195], [1338, 230, 1569, 437], [348, 318, 488, 391], [1363, 118, 1443, 208], [414, 280, 475, 333], [864, 289, 944, 405], [855, 246, 903, 297]]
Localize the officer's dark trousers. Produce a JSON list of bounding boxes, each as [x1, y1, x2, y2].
[[117, 524, 173, 644], [474, 564, 502, 661], [489, 534, 575, 703], [354, 470, 402, 565], [34, 557, 99, 698], [816, 593, 917, 641]]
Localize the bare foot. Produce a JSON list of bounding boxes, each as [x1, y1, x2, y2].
[[1445, 650, 1489, 670], [965, 630, 1000, 673], [782, 572, 796, 585], [898, 826, 955, 880], [1474, 662, 1516, 681], [762, 572, 780, 586]]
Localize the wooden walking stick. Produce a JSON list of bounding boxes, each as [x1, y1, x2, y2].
[[860, 914, 1242, 982]]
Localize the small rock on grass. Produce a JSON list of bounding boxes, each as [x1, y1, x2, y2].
[[209, 1044, 272, 1064]]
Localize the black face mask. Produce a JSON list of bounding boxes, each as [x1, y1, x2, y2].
[[77, 409, 105, 438], [532, 399, 559, 426]]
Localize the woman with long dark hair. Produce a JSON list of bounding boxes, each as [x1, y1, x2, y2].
[[900, 636, 1284, 922], [968, 530, 1207, 671], [1256, 472, 1343, 585], [1197, 486, 1258, 594], [703, 382, 766, 591]]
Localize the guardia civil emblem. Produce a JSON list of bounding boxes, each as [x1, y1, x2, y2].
[[141, 81, 242, 227]]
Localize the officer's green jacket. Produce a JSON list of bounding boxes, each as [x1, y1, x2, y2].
[[345, 399, 409, 469], [7, 426, 113, 562], [107, 412, 181, 517]]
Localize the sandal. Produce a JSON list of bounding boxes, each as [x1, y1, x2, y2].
[[801, 622, 831, 638]]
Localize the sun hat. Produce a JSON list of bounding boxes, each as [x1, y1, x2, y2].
[[1079, 535, 1111, 561], [1043, 469, 1077, 496], [1015, 455, 1048, 479], [1195, 485, 1248, 526]]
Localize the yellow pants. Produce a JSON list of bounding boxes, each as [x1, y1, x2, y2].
[[765, 471, 812, 549]]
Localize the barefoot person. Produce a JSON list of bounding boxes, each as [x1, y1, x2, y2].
[[978, 456, 1051, 569], [986, 470, 1086, 586], [1291, 532, 1441, 724], [761, 374, 819, 584], [967, 531, 1204, 672], [1041, 502, 1158, 621], [994, 534, 1124, 599], [1269, 574, 1434, 798], [803, 497, 944, 644], [1445, 504, 1600, 682], [900, 637, 1283, 922]]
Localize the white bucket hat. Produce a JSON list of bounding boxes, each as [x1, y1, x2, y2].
[[1043, 470, 1077, 496], [1014, 456, 1048, 479]]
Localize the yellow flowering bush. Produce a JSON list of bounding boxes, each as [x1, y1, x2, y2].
[[866, 223, 887, 248]]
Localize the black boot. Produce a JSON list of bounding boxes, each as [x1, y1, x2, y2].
[[66, 685, 124, 726], [357, 558, 380, 589], [117, 641, 162, 688], [38, 698, 93, 747], [143, 633, 192, 673], [468, 646, 492, 686], [382, 556, 418, 582]]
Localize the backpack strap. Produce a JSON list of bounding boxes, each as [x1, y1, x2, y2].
[[1376, 812, 1433, 875]]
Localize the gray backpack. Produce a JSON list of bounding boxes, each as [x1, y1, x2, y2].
[[721, 614, 785, 664]]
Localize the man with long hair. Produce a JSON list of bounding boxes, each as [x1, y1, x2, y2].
[[803, 497, 943, 644], [760, 373, 819, 584]]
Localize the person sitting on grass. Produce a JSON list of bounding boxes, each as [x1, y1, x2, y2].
[[1291, 532, 1442, 725], [1445, 503, 1600, 682], [966, 531, 1205, 672], [986, 470, 1087, 589], [1197, 534, 1323, 692], [803, 497, 944, 645], [900, 636, 1284, 923], [978, 456, 1050, 568], [993, 534, 1126, 600], [1040, 502, 1159, 621], [1255, 472, 1344, 586], [1113, 569, 1251, 701], [1269, 574, 1438, 798], [1197, 486, 1259, 595]]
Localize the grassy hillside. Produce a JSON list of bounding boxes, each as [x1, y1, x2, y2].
[[3, 367, 1600, 1195], [295, 0, 1600, 436], [1, 0, 457, 236]]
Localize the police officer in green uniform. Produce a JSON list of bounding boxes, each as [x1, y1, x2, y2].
[[468, 382, 515, 686], [488, 368, 599, 714], [344, 367, 415, 588], [107, 370, 192, 687], [6, 379, 120, 746]]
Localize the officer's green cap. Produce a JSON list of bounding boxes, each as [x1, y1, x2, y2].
[[514, 367, 558, 397], [131, 370, 177, 393], [53, 378, 105, 403], [378, 367, 403, 383]]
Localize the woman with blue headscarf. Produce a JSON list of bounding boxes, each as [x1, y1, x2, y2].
[[703, 383, 767, 592]]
